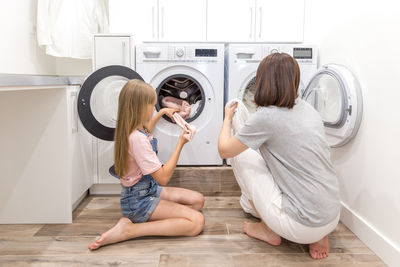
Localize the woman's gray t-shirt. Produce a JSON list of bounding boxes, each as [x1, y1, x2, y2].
[[235, 99, 340, 227]]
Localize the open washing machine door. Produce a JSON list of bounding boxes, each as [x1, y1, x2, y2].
[[77, 65, 144, 141], [302, 64, 363, 148]]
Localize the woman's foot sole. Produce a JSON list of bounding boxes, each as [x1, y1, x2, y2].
[[243, 221, 282, 246]]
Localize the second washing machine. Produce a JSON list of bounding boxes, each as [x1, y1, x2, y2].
[[136, 43, 225, 165]]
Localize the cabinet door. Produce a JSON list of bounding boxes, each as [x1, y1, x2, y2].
[[256, 0, 304, 42], [93, 36, 131, 70], [109, 0, 158, 42], [207, 0, 255, 42], [159, 0, 207, 41]]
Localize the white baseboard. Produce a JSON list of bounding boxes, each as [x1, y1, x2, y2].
[[90, 184, 121, 195], [340, 202, 400, 267]]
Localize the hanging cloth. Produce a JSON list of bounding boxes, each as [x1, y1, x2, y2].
[[37, 0, 109, 58]]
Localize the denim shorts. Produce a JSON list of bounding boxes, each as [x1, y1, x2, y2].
[[120, 175, 162, 223]]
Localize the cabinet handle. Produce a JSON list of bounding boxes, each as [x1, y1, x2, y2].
[[122, 41, 126, 66], [71, 90, 78, 133], [161, 6, 165, 39], [152, 6, 155, 38], [249, 7, 253, 39], [259, 7, 262, 38]]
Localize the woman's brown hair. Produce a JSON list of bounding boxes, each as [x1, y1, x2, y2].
[[254, 52, 300, 109], [114, 79, 156, 177]]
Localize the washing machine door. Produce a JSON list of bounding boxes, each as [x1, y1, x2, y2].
[[77, 65, 144, 141], [238, 75, 258, 114], [302, 64, 363, 147]]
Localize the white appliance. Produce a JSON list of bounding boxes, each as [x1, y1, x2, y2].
[[226, 43, 363, 148], [226, 43, 317, 112], [136, 43, 225, 165], [78, 34, 137, 189]]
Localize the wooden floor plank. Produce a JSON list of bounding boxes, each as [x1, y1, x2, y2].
[[0, 195, 385, 266], [158, 253, 386, 267], [0, 255, 159, 267]]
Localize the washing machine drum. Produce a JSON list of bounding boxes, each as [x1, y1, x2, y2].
[[155, 74, 205, 123], [302, 64, 363, 147], [78, 65, 144, 141]]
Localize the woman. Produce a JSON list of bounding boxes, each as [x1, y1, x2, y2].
[[218, 53, 340, 259]]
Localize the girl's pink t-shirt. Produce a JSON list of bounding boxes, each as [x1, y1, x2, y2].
[[120, 130, 162, 187]]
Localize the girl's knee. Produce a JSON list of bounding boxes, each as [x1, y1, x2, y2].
[[188, 212, 205, 236], [195, 193, 205, 210]]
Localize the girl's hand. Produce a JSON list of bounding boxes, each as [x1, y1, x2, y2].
[[178, 129, 189, 145], [162, 108, 179, 122], [224, 102, 238, 120]]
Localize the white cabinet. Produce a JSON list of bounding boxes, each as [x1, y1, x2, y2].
[[207, 0, 304, 42], [67, 86, 94, 207], [109, 0, 158, 42], [158, 0, 207, 41], [0, 85, 92, 223], [207, 0, 255, 42], [109, 0, 207, 42], [256, 0, 304, 42], [93, 35, 134, 70]]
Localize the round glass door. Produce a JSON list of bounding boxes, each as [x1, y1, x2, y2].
[[78, 65, 144, 141], [156, 74, 205, 123], [302, 64, 363, 147], [303, 72, 346, 128], [242, 76, 258, 114]]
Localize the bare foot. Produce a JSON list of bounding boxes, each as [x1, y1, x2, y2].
[[243, 221, 281, 246], [88, 217, 134, 250], [309, 235, 330, 259]]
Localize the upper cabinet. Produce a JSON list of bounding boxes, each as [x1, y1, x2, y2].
[[158, 0, 207, 42], [207, 0, 255, 42], [109, 0, 206, 42], [207, 0, 304, 42], [256, 0, 304, 42], [109, 0, 158, 42], [109, 0, 304, 43]]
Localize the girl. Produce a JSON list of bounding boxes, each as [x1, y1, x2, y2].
[[89, 79, 205, 250], [218, 53, 340, 259]]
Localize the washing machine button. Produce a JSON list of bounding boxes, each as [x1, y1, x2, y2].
[[176, 48, 184, 57]]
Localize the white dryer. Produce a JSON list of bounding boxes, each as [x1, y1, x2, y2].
[[226, 43, 317, 113], [226, 43, 363, 148], [136, 43, 225, 165]]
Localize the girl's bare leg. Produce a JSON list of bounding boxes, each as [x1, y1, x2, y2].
[[159, 187, 205, 211], [88, 199, 204, 250], [242, 200, 282, 246]]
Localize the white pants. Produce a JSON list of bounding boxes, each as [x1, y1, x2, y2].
[[232, 149, 340, 244]]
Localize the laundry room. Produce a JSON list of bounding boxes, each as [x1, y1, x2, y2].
[[0, 0, 399, 266]]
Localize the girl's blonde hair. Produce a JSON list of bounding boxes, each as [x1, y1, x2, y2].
[[114, 79, 156, 177]]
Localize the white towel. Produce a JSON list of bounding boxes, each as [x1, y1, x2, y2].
[[227, 98, 250, 135], [173, 113, 196, 141]]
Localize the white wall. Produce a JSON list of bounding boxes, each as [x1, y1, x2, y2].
[[0, 1, 56, 75], [0, 1, 92, 76], [304, 0, 400, 265]]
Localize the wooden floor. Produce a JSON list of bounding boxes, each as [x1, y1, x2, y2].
[[0, 195, 385, 266]]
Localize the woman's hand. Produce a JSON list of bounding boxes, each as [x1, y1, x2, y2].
[[161, 108, 179, 122], [224, 102, 238, 121]]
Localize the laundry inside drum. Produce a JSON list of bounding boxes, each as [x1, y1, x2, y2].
[[157, 75, 205, 123], [242, 77, 257, 114]]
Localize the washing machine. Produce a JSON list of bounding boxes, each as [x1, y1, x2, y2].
[[226, 43, 318, 113], [136, 43, 225, 165], [226, 43, 363, 148]]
